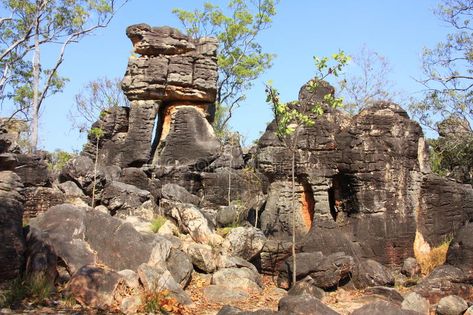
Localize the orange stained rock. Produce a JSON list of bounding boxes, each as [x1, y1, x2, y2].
[[301, 186, 315, 231], [159, 103, 208, 142]]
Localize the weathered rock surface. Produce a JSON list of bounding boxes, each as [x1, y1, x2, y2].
[[277, 252, 354, 290], [28, 204, 172, 274], [153, 105, 220, 167], [137, 263, 192, 305], [417, 174, 473, 249], [351, 300, 421, 315], [446, 223, 473, 275], [363, 286, 404, 304], [166, 202, 218, 244], [352, 258, 395, 289], [256, 81, 473, 268], [223, 226, 266, 261], [199, 168, 267, 209], [287, 276, 325, 299], [67, 265, 122, 309], [23, 186, 66, 219], [211, 267, 262, 291], [59, 155, 104, 195], [401, 257, 421, 278], [413, 264, 473, 303], [161, 183, 200, 205], [401, 292, 430, 315], [436, 295, 468, 315], [13, 154, 51, 187], [0, 171, 25, 281], [123, 24, 217, 102], [0, 119, 26, 154], [278, 294, 340, 315], [100, 180, 153, 217], [166, 248, 193, 288], [203, 285, 249, 303]]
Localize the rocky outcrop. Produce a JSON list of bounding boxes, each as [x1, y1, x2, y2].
[[0, 171, 25, 281], [417, 175, 473, 247], [122, 24, 217, 103], [256, 80, 473, 268], [82, 24, 219, 169]]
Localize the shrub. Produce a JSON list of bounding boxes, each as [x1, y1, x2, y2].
[[150, 216, 167, 233], [47, 149, 75, 171], [140, 289, 184, 314]]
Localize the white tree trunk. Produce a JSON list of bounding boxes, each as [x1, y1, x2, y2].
[[30, 17, 40, 152]]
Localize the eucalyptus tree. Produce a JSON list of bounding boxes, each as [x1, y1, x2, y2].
[[173, 0, 278, 136], [0, 0, 129, 151]]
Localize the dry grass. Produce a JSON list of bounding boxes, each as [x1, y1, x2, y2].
[[415, 235, 453, 275]]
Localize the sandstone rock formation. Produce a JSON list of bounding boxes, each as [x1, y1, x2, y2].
[[0, 171, 25, 281], [84, 24, 219, 169], [255, 81, 473, 268]]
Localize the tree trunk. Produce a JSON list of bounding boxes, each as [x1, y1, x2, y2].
[[91, 137, 99, 208], [291, 149, 297, 287], [30, 16, 41, 153]]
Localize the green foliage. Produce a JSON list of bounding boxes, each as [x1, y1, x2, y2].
[[90, 127, 104, 140], [47, 149, 75, 171], [428, 134, 473, 183], [410, 0, 473, 131], [150, 216, 167, 233], [173, 0, 278, 135], [266, 51, 350, 139]]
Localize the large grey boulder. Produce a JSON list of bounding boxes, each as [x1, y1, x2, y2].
[[28, 204, 172, 274], [101, 180, 153, 218], [278, 252, 354, 290], [436, 295, 468, 315], [401, 292, 430, 315], [223, 226, 266, 261], [203, 285, 249, 303], [166, 202, 219, 244], [211, 267, 262, 292], [166, 248, 193, 288], [137, 263, 192, 305], [401, 257, 421, 278], [67, 265, 123, 309], [288, 276, 325, 299], [351, 300, 421, 315], [59, 155, 104, 194], [278, 294, 340, 315], [14, 154, 51, 187], [161, 183, 200, 205], [352, 258, 395, 289]]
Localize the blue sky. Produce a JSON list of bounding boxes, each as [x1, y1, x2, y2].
[[3, 0, 450, 151]]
